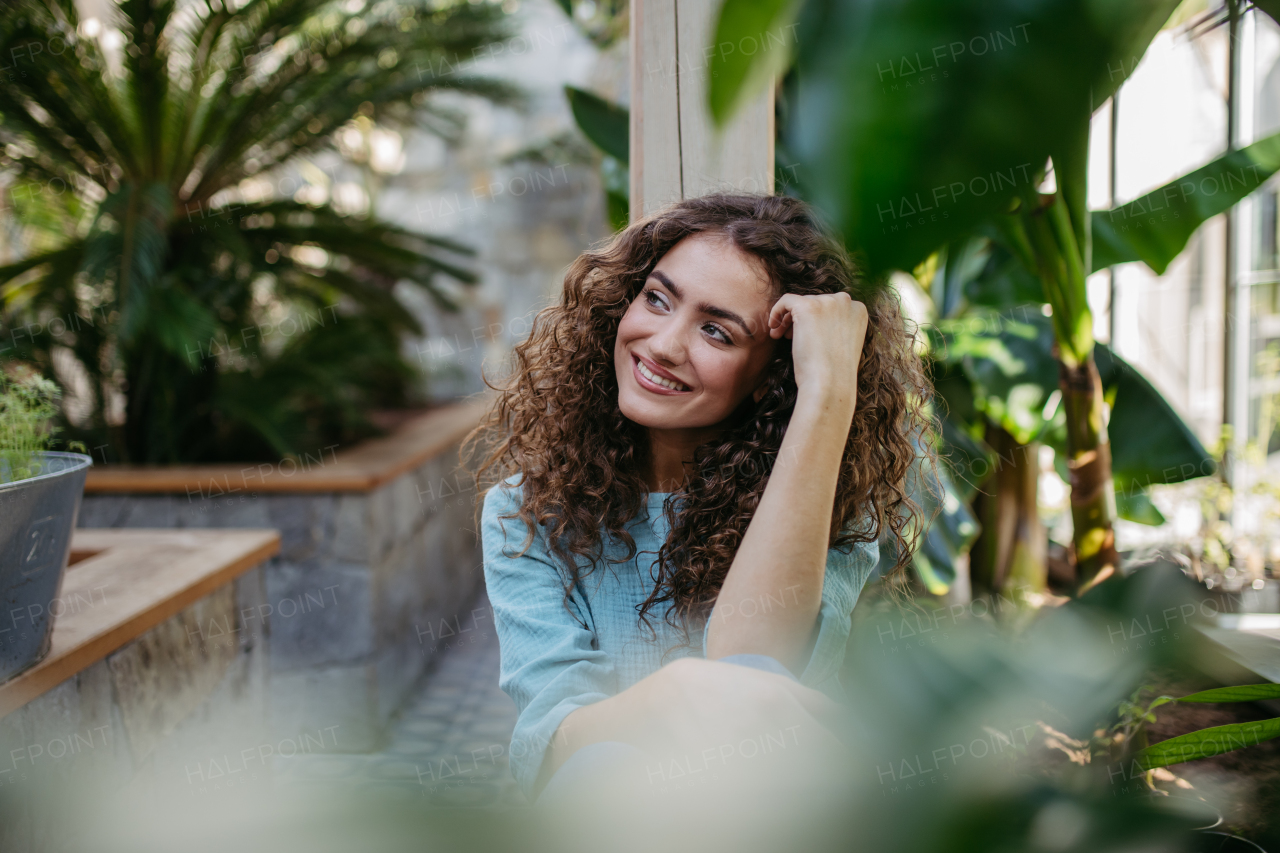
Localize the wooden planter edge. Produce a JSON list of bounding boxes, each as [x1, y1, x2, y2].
[[83, 393, 493, 495]]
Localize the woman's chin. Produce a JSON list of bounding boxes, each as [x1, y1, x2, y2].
[[619, 394, 703, 431], [619, 401, 669, 430]]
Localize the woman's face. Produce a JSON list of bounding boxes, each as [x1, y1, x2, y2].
[[613, 232, 778, 431]]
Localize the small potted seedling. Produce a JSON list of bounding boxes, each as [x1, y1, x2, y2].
[[0, 370, 92, 681]]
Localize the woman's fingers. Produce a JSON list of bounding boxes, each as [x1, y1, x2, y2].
[[767, 302, 786, 338], [768, 294, 807, 336]]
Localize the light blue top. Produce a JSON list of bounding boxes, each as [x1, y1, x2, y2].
[[480, 473, 880, 800]]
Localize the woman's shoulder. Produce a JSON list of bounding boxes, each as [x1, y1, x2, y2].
[[828, 516, 881, 566], [832, 512, 879, 546], [481, 473, 526, 524], [481, 473, 557, 569]]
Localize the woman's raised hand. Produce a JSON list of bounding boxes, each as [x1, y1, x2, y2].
[[767, 292, 868, 411]]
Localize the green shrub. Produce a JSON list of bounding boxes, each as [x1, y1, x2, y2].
[[0, 371, 85, 483]]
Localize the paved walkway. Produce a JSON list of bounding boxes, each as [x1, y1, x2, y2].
[[273, 593, 524, 809]]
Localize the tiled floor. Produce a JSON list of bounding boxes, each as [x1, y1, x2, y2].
[[273, 593, 524, 809]]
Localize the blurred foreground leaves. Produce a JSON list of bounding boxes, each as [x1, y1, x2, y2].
[[17, 563, 1272, 853]]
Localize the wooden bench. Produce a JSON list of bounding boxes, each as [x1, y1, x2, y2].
[[0, 529, 280, 853], [0, 529, 279, 717]]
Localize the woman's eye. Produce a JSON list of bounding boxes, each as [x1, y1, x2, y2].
[[704, 324, 731, 344], [643, 288, 667, 309]]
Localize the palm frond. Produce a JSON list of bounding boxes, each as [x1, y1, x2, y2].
[[1, 0, 513, 462]]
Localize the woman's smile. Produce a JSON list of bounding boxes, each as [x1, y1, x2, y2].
[[632, 353, 692, 393]]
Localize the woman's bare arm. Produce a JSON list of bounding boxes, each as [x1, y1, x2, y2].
[[705, 293, 868, 674]]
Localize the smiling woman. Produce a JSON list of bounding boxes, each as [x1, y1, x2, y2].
[[614, 234, 780, 477], [461, 193, 933, 803]]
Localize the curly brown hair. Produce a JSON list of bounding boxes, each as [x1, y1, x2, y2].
[[462, 192, 933, 638]]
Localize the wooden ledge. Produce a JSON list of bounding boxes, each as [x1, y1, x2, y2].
[[0, 529, 280, 718], [84, 393, 493, 495]]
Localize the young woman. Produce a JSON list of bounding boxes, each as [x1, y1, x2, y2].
[[464, 193, 929, 802]]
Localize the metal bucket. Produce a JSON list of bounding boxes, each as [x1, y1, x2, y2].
[[0, 452, 93, 682]]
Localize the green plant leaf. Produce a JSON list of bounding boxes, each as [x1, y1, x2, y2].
[[1095, 343, 1216, 491], [936, 311, 1060, 445], [141, 282, 220, 369], [927, 237, 992, 318], [565, 85, 629, 164], [1116, 488, 1165, 526], [1092, 129, 1280, 274], [1177, 683, 1280, 703], [787, 0, 1181, 275], [707, 0, 803, 126], [870, 442, 977, 594], [963, 238, 1044, 311], [1251, 0, 1280, 30], [1135, 717, 1280, 770], [913, 463, 979, 594], [937, 412, 992, 501], [602, 154, 629, 231]]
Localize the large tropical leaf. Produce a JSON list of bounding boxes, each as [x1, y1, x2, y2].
[[707, 0, 803, 125], [1177, 683, 1280, 703], [911, 462, 978, 595], [1092, 129, 1280, 274], [931, 310, 1214, 524], [873, 452, 976, 595], [1249, 0, 1280, 31], [1135, 717, 1280, 771], [779, 0, 1181, 275], [962, 238, 1044, 311], [1095, 343, 1216, 492], [564, 85, 629, 163], [564, 86, 629, 230], [932, 311, 1061, 446], [1115, 489, 1166, 526]]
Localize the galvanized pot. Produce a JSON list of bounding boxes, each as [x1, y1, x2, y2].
[[0, 452, 93, 682]]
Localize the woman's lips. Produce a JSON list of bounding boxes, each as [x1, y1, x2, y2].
[[632, 354, 691, 395]]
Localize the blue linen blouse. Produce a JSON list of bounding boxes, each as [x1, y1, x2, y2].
[[480, 473, 879, 800]]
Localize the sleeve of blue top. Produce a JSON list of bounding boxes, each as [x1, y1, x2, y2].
[[481, 479, 619, 801], [700, 534, 880, 697]]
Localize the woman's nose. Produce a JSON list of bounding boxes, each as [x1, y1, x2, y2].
[[647, 322, 686, 365]]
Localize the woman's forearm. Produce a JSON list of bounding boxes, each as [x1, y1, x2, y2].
[[705, 387, 856, 672]]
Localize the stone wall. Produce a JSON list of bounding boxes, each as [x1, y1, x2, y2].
[[76, 445, 482, 751], [0, 569, 269, 853]]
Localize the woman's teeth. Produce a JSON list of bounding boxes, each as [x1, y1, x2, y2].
[[637, 358, 689, 391]]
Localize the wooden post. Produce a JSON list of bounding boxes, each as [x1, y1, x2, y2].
[[630, 0, 775, 220]]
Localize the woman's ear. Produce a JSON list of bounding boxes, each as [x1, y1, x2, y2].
[[752, 384, 767, 404]]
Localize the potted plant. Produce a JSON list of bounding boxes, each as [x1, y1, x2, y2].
[[0, 371, 92, 681]]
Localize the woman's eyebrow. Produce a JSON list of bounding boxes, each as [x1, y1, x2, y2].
[[648, 270, 756, 338]]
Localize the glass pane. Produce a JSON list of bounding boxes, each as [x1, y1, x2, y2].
[[1115, 13, 1228, 201], [1109, 9, 1229, 446], [1250, 283, 1280, 453], [1245, 10, 1280, 460]]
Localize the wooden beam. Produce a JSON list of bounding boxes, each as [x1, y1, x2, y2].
[[630, 0, 775, 220]]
